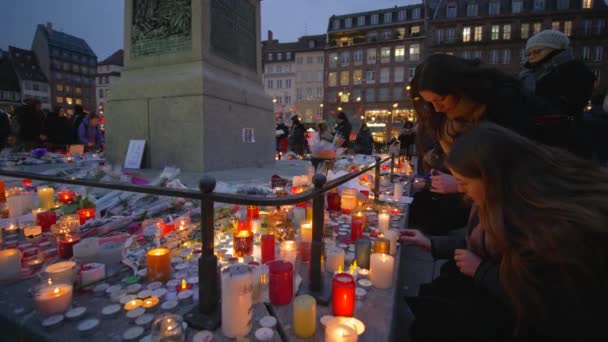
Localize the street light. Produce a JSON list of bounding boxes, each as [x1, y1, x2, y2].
[[320, 103, 324, 108], [392, 103, 398, 108], [356, 96, 361, 102], [272, 98, 277, 103], [337, 106, 343, 111]]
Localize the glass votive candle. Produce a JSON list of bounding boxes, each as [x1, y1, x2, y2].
[[37, 211, 57, 232], [151, 314, 185, 342], [267, 260, 293, 305], [234, 230, 254, 258], [57, 234, 81, 259], [57, 190, 75, 204], [332, 273, 356, 317], [34, 279, 73, 317], [76, 208, 96, 225]]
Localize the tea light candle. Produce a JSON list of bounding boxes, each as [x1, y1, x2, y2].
[[45, 261, 76, 284], [378, 213, 390, 234], [34, 281, 73, 316], [259, 315, 277, 329], [261, 234, 275, 264], [37, 187, 55, 210], [340, 189, 357, 214], [120, 295, 137, 305], [135, 313, 155, 326], [126, 307, 145, 321], [325, 319, 358, 342], [57, 234, 81, 259], [332, 317, 366, 335], [41, 314, 64, 330], [279, 240, 298, 267], [127, 283, 143, 294], [222, 264, 253, 338], [268, 260, 293, 305], [146, 248, 171, 283], [160, 300, 178, 312], [393, 182, 403, 201], [300, 221, 313, 243], [152, 288, 168, 299], [192, 331, 214, 342], [150, 314, 185, 341], [358, 268, 370, 279], [147, 281, 163, 291], [76, 208, 96, 225], [234, 230, 254, 258], [254, 327, 274, 342], [370, 253, 394, 289], [332, 273, 356, 317], [384, 229, 399, 256], [373, 238, 390, 255], [57, 190, 75, 204], [177, 289, 193, 303], [58, 214, 80, 232], [355, 287, 367, 300], [0, 249, 22, 282], [123, 326, 145, 340], [80, 263, 105, 286], [65, 306, 87, 320], [293, 294, 316, 338], [77, 318, 100, 335], [124, 299, 143, 311], [326, 246, 345, 273], [102, 304, 121, 317], [142, 296, 160, 311]]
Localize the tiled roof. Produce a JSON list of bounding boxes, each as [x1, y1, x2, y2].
[[38, 24, 96, 57], [8, 46, 48, 83], [0, 58, 21, 92], [99, 49, 123, 66]]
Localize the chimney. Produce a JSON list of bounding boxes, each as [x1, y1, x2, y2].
[[267, 30, 273, 42], [46, 22, 53, 33]]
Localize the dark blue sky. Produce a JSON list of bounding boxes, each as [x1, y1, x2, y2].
[[0, 0, 415, 61]]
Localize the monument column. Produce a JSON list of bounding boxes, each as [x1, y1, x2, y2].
[[106, 0, 273, 171]]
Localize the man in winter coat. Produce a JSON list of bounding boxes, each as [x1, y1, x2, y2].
[[334, 111, 352, 148], [15, 100, 46, 149], [353, 123, 373, 155], [46, 106, 74, 148], [288, 114, 307, 156], [78, 114, 104, 150], [275, 117, 289, 153], [0, 110, 11, 150]]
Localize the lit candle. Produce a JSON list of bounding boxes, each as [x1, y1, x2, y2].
[[37, 211, 57, 232], [300, 221, 313, 243], [384, 229, 400, 256], [57, 190, 75, 204], [340, 189, 357, 214], [350, 213, 364, 242], [0, 180, 5, 202], [373, 238, 390, 255], [146, 248, 171, 283], [331, 317, 366, 336], [293, 207, 306, 230], [76, 208, 96, 225], [261, 234, 275, 264], [393, 182, 403, 201], [326, 246, 345, 273], [306, 206, 313, 222], [325, 319, 358, 342], [250, 219, 261, 235], [151, 314, 185, 341], [45, 261, 76, 285], [279, 240, 298, 267], [37, 187, 55, 210], [21, 179, 33, 188], [268, 260, 293, 305], [247, 205, 260, 222], [23, 225, 42, 238], [175, 279, 192, 293], [0, 249, 21, 282], [355, 238, 372, 269], [293, 294, 316, 338], [234, 230, 254, 258], [141, 296, 160, 311], [58, 214, 80, 232], [32, 208, 47, 223], [370, 253, 394, 289], [34, 280, 73, 316], [57, 234, 81, 259], [123, 299, 143, 311], [378, 213, 390, 234], [221, 264, 253, 338], [332, 273, 356, 317]]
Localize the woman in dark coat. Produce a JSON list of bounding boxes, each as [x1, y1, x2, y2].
[[353, 123, 373, 155], [46, 106, 73, 149], [398, 121, 415, 159], [288, 114, 307, 156], [334, 111, 352, 148]]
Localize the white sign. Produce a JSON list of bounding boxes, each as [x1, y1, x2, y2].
[[242, 128, 255, 143], [124, 140, 146, 169]]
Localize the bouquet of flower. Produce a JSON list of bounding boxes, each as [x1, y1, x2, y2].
[[307, 131, 338, 159]]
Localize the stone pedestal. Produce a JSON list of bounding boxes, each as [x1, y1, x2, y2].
[[106, 0, 274, 171]]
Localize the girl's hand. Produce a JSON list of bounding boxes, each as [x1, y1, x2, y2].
[[454, 249, 482, 277], [401, 229, 432, 251]]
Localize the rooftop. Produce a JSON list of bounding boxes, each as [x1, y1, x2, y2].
[[99, 49, 123, 67], [0, 58, 21, 92], [38, 23, 96, 57], [8, 46, 48, 83], [327, 4, 425, 32]]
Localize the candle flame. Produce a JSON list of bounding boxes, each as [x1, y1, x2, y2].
[[338, 265, 343, 274], [350, 261, 357, 274], [53, 287, 59, 294], [181, 279, 187, 289], [47, 278, 52, 286]]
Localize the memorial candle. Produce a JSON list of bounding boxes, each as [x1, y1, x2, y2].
[[340, 189, 357, 214], [355, 238, 372, 269], [332, 273, 356, 317], [300, 221, 313, 243], [37, 187, 55, 210], [384, 229, 400, 256], [0, 249, 21, 282], [146, 248, 171, 283], [57, 190, 75, 204], [37, 211, 57, 232], [373, 238, 390, 255], [250, 219, 261, 235], [370, 253, 394, 289], [23, 225, 42, 238], [268, 260, 293, 305], [325, 246, 345, 273], [325, 319, 358, 342], [393, 182, 403, 202], [261, 234, 275, 264], [222, 264, 253, 338], [34, 279, 73, 316], [175, 279, 192, 293], [45, 261, 76, 284], [326, 190, 341, 212], [279, 240, 298, 267], [350, 213, 364, 242], [57, 234, 80, 259], [234, 230, 254, 257], [22, 179, 33, 188], [293, 294, 316, 338], [76, 208, 95, 225], [378, 213, 390, 234], [247, 205, 260, 222], [293, 207, 306, 230], [32, 208, 47, 223]]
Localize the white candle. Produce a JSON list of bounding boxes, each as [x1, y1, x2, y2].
[[378, 213, 390, 234], [34, 282, 73, 316], [45, 261, 76, 285], [293, 207, 306, 229], [279, 240, 298, 267], [221, 264, 253, 338], [37, 187, 55, 210], [325, 319, 358, 342], [255, 327, 274, 342], [80, 263, 105, 286], [0, 249, 21, 282], [384, 229, 400, 256], [370, 253, 394, 289], [326, 246, 345, 273], [251, 219, 262, 235], [23, 225, 42, 238], [393, 182, 403, 201], [300, 221, 313, 243], [72, 237, 100, 264]]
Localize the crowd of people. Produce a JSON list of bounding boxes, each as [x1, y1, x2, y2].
[[0, 100, 104, 153]]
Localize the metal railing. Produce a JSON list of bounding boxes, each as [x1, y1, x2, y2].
[[0, 154, 395, 330]]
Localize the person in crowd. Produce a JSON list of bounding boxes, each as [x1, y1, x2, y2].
[[275, 116, 289, 153], [398, 121, 416, 159], [520, 29, 595, 155], [402, 123, 608, 342], [0, 109, 11, 150], [71, 105, 87, 144], [15, 99, 46, 149], [353, 123, 373, 155], [318, 122, 334, 142], [334, 112, 352, 148], [288, 114, 307, 156], [78, 113, 104, 150], [46, 106, 74, 149]]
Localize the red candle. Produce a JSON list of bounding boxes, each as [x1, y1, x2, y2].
[[76, 208, 95, 225], [327, 191, 341, 212], [175, 279, 193, 293], [233, 230, 253, 258], [391, 208, 400, 216], [292, 186, 308, 208], [57, 234, 81, 259], [351, 216, 364, 242], [381, 164, 389, 171], [268, 260, 293, 305], [21, 179, 33, 187], [237, 221, 250, 233], [162, 223, 175, 235], [37, 211, 57, 232], [261, 234, 276, 264], [299, 241, 311, 262], [247, 205, 260, 222], [332, 273, 356, 317], [57, 190, 75, 204]]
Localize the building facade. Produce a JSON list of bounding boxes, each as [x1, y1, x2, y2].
[[32, 22, 97, 115], [426, 0, 608, 93], [0, 57, 21, 112], [262, 31, 298, 122], [323, 4, 426, 143], [96, 49, 123, 116], [8, 46, 51, 110], [294, 35, 326, 123]]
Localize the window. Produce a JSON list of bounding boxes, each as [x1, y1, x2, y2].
[[552, 21, 561, 31], [365, 88, 375, 102], [583, 19, 592, 35], [474, 26, 483, 41], [447, 4, 457, 17], [358, 16, 366, 26], [398, 10, 406, 21], [382, 31, 392, 40], [285, 79, 291, 88], [409, 44, 421, 61], [329, 53, 338, 68], [393, 87, 403, 101], [512, 0, 523, 13], [583, 0, 593, 9], [447, 28, 456, 42], [353, 50, 363, 65], [286, 52, 292, 60], [384, 12, 392, 23], [503, 24, 512, 39], [593, 69, 601, 87], [381, 47, 391, 63], [408, 67, 417, 80], [56, 96, 63, 103], [520, 23, 530, 39], [277, 80, 283, 88], [285, 96, 291, 105], [436, 29, 444, 44], [502, 49, 511, 64], [491, 25, 500, 40], [395, 46, 405, 62], [533, 22, 542, 34], [56, 84, 63, 92], [296, 88, 303, 101], [75, 98, 82, 105], [340, 71, 350, 85], [394, 67, 405, 82], [564, 21, 573, 36], [490, 49, 499, 64], [341, 51, 350, 66], [267, 79, 273, 88], [467, 3, 478, 16], [463, 50, 471, 59], [104, 76, 109, 84], [597, 19, 605, 35], [75, 87, 82, 95], [367, 48, 377, 64], [379, 68, 390, 83], [317, 56, 323, 64], [411, 25, 421, 35], [582, 46, 590, 61], [316, 87, 323, 98], [412, 7, 421, 19], [594, 46, 603, 61], [379, 88, 390, 101], [557, 0, 569, 9], [353, 70, 363, 85], [277, 53, 282, 61], [463, 27, 471, 42], [533, 0, 545, 10], [308, 40, 315, 48], [66, 97, 73, 105], [328, 72, 337, 86], [371, 14, 379, 25], [365, 70, 375, 83], [333, 19, 340, 30], [276, 65, 282, 73], [296, 56, 303, 64], [345, 18, 352, 28], [489, 1, 500, 15]]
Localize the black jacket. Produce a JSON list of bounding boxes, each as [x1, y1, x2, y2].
[[288, 122, 307, 155], [354, 128, 373, 155], [0, 111, 10, 148], [276, 123, 288, 139], [15, 104, 45, 142], [46, 114, 74, 145], [335, 120, 352, 148]]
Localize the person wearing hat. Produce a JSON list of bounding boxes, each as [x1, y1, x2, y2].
[[520, 29, 595, 156], [288, 114, 307, 156]]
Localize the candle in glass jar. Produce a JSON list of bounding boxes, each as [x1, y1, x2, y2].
[[279, 240, 298, 267], [58, 214, 80, 232], [141, 296, 159, 311], [57, 190, 75, 204], [234, 230, 254, 258], [300, 221, 312, 243], [340, 189, 357, 214], [332, 273, 356, 317], [393, 182, 403, 201], [151, 314, 185, 341], [370, 253, 394, 289], [146, 248, 171, 283], [57, 234, 81, 259], [247, 205, 260, 222], [34, 280, 73, 316], [0, 249, 21, 282], [261, 234, 275, 264], [355, 238, 372, 269], [327, 191, 341, 212], [373, 238, 390, 255], [37, 187, 55, 210], [32, 208, 47, 222], [350, 214, 364, 242], [175, 279, 192, 293], [293, 294, 316, 338], [384, 229, 400, 256], [37, 211, 57, 232], [45, 261, 76, 284], [325, 319, 358, 342], [326, 246, 345, 273], [378, 213, 390, 234], [268, 260, 293, 305], [250, 219, 261, 235], [123, 299, 143, 311], [76, 208, 95, 225], [222, 264, 253, 338], [23, 225, 42, 238]]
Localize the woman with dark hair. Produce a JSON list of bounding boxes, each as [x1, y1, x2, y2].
[[398, 121, 415, 159], [353, 123, 373, 155], [403, 123, 608, 341], [334, 112, 352, 148]]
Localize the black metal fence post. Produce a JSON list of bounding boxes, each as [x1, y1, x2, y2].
[[390, 153, 395, 181], [309, 173, 330, 305], [374, 156, 381, 201]]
